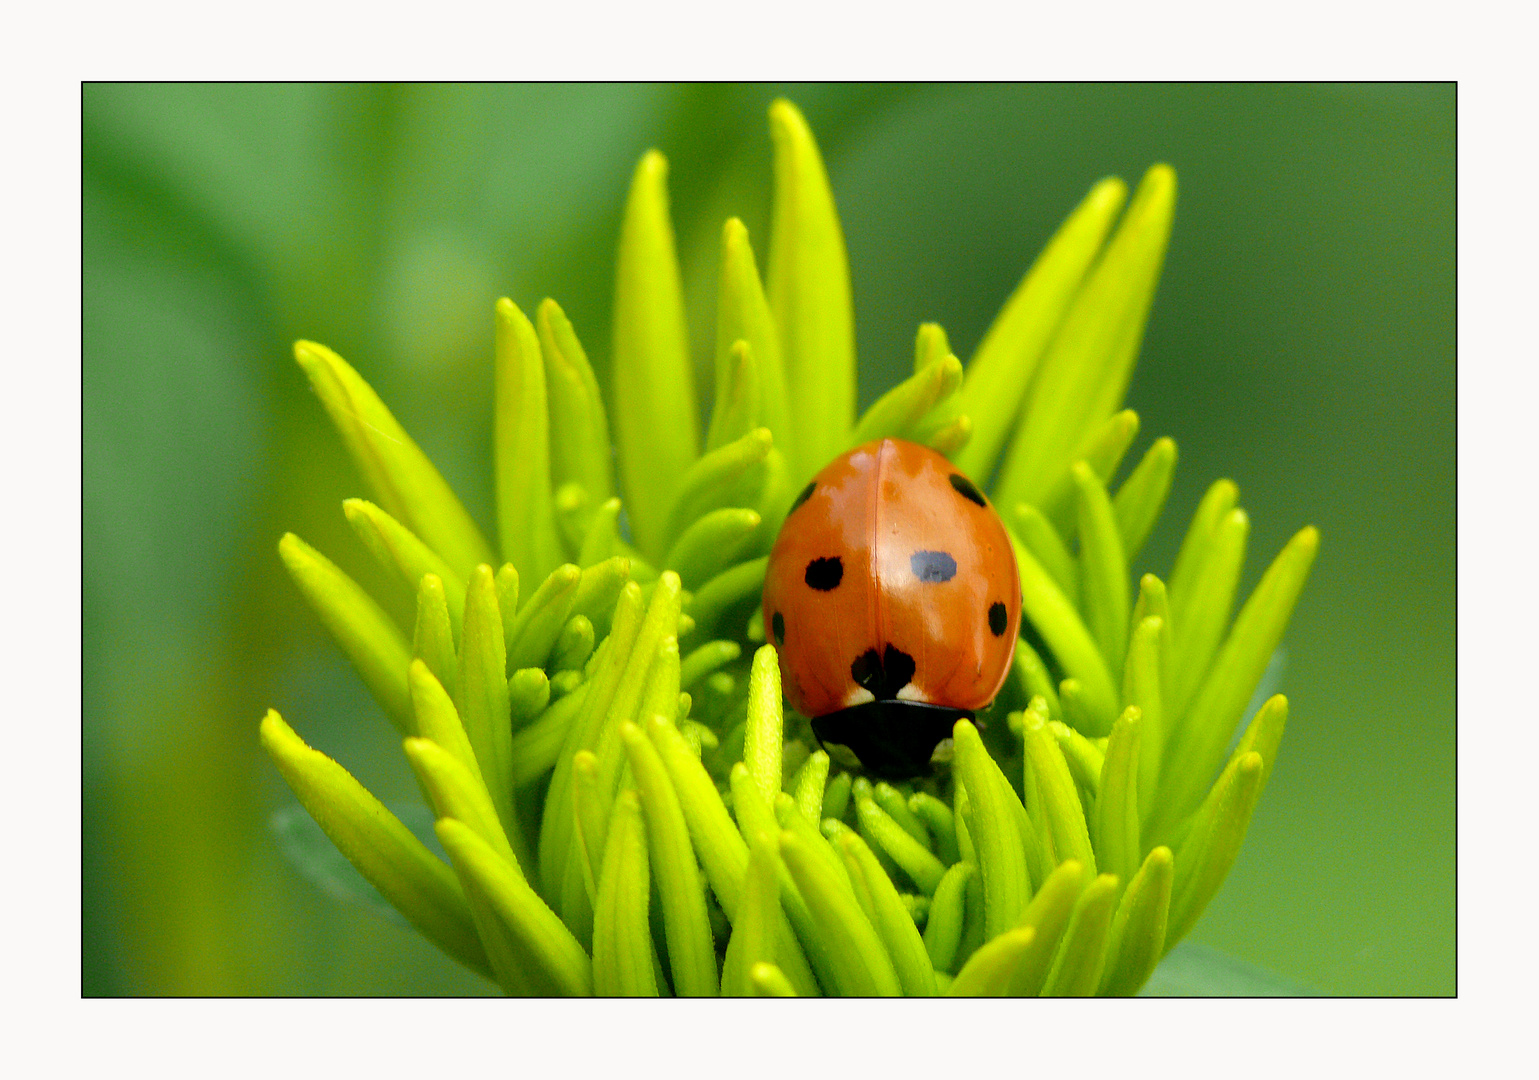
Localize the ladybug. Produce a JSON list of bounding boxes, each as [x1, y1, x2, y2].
[[762, 438, 1021, 779]]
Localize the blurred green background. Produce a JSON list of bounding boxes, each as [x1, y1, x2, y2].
[[82, 84, 1453, 996]]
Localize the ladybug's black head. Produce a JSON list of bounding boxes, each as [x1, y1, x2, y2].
[[810, 701, 972, 781]]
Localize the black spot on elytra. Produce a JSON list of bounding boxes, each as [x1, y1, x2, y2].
[[805, 556, 843, 591], [911, 550, 957, 583], [789, 481, 816, 514], [772, 611, 785, 646], [988, 602, 1008, 636], [850, 644, 917, 699], [949, 473, 987, 508]]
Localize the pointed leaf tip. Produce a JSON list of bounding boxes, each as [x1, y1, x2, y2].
[[614, 148, 699, 558], [766, 98, 855, 476], [293, 340, 494, 577]]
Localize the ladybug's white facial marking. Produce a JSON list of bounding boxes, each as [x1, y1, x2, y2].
[[843, 685, 876, 708]]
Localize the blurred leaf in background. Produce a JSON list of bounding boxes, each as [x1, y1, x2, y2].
[[82, 83, 1452, 995]]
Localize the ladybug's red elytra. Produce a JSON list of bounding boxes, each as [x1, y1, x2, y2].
[[762, 438, 1021, 779]]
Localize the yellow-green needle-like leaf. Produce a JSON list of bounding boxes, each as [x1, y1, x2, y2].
[[1059, 678, 1107, 740], [1113, 436, 1177, 562], [1166, 478, 1239, 627], [745, 645, 784, 805], [551, 669, 585, 698], [1167, 752, 1266, 946], [686, 556, 768, 642], [1233, 693, 1288, 802], [1049, 719, 1105, 797], [1012, 639, 1064, 726], [279, 533, 413, 734], [1037, 410, 1140, 538], [509, 685, 587, 788], [456, 565, 513, 839], [1006, 858, 1089, 996], [822, 771, 853, 823], [590, 575, 683, 793], [993, 165, 1176, 511], [622, 721, 718, 995], [538, 298, 615, 507], [344, 498, 466, 629], [549, 616, 595, 674], [854, 795, 947, 896], [749, 963, 797, 997], [849, 352, 963, 449], [591, 789, 657, 996], [504, 563, 581, 672], [613, 151, 699, 556], [413, 574, 458, 699], [1041, 873, 1121, 996], [705, 340, 761, 455], [846, 778, 899, 880], [661, 427, 773, 554], [577, 498, 622, 569], [1158, 527, 1318, 827], [294, 341, 494, 577], [792, 751, 830, 826], [492, 299, 563, 583], [539, 582, 644, 897], [1021, 707, 1097, 875], [1094, 708, 1142, 883], [495, 562, 520, 636], [259, 711, 488, 977], [839, 832, 937, 996], [679, 640, 741, 689], [766, 99, 855, 476], [954, 176, 1129, 481], [553, 484, 594, 569], [639, 637, 682, 725], [783, 796, 855, 897], [922, 414, 973, 459], [1131, 574, 1174, 671], [923, 862, 975, 973], [1010, 534, 1119, 734], [571, 750, 611, 910], [663, 507, 763, 591], [1100, 845, 1173, 996], [913, 321, 953, 372], [782, 738, 811, 790], [1169, 508, 1249, 719], [508, 667, 551, 729], [570, 556, 632, 637], [721, 833, 782, 997], [1073, 461, 1131, 675], [435, 818, 592, 996], [649, 716, 749, 914], [1123, 615, 1166, 826], [716, 217, 790, 447], [952, 780, 976, 866], [750, 445, 796, 537], [909, 793, 960, 866], [873, 783, 930, 848], [1011, 503, 1079, 605], [947, 926, 1037, 997], [779, 831, 901, 997], [954, 720, 1031, 936], [644, 718, 819, 997], [409, 660, 482, 788], [679, 717, 712, 751], [404, 736, 523, 875]]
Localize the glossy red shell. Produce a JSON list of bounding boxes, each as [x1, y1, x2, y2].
[[762, 438, 1021, 719]]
